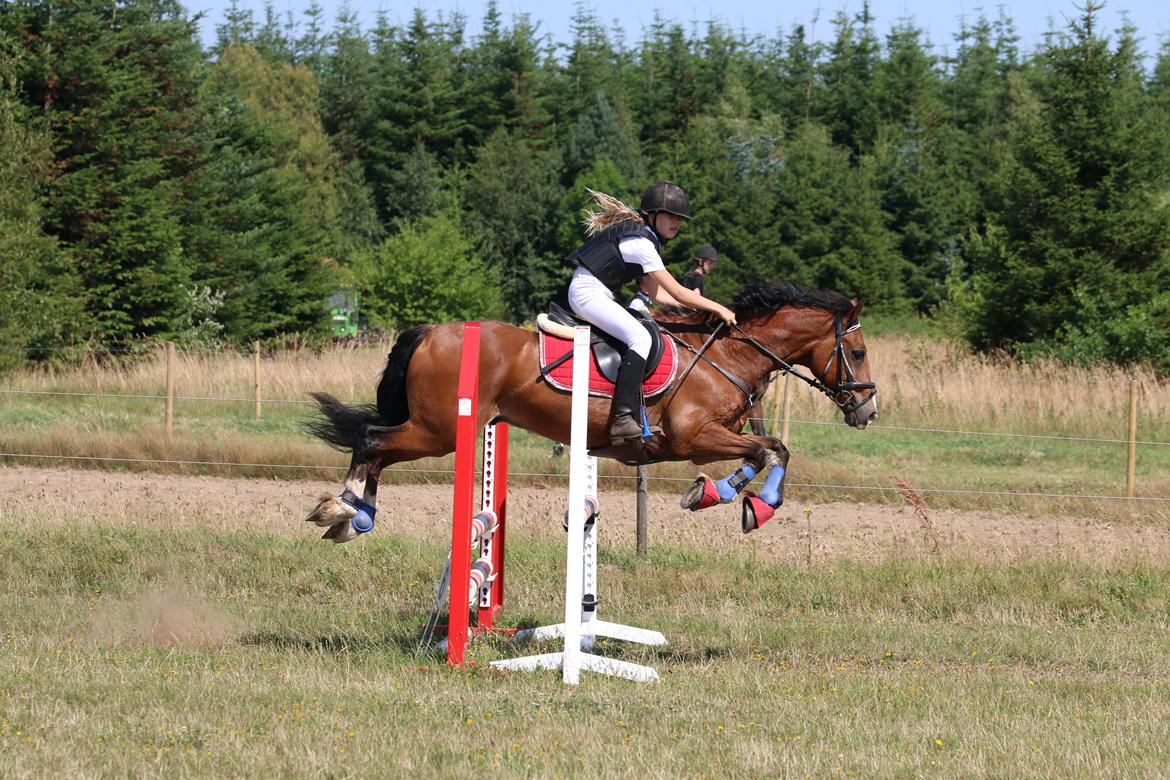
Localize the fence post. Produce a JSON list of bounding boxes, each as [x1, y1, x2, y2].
[[1127, 379, 1137, 498], [780, 374, 792, 446], [165, 341, 174, 441], [254, 340, 261, 421], [636, 465, 649, 557]]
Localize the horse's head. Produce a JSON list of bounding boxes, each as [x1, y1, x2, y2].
[[732, 282, 878, 429], [805, 299, 878, 429]]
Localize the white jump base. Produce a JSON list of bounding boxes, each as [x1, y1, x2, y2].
[[490, 326, 667, 684]]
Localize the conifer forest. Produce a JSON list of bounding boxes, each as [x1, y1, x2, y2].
[[1, 0, 1169, 371]]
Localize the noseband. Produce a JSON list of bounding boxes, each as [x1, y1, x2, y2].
[[731, 314, 876, 416]]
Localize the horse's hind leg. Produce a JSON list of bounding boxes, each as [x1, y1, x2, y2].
[[308, 419, 457, 543], [307, 453, 375, 543]]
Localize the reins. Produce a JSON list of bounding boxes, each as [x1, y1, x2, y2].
[[729, 318, 876, 414], [661, 311, 875, 418], [663, 322, 756, 402]]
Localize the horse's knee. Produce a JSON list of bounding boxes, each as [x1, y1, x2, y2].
[[763, 439, 789, 468]]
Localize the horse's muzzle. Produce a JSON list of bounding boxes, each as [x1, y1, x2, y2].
[[842, 393, 878, 429]]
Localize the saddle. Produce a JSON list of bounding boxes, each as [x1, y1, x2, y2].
[[538, 301, 666, 382]]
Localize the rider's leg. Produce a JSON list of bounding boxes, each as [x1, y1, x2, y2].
[[610, 350, 652, 441], [567, 278, 655, 442]]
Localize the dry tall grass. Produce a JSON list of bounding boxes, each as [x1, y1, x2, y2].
[[9, 334, 1169, 437], [11, 339, 396, 404], [763, 333, 1170, 437], [3, 333, 1168, 520]]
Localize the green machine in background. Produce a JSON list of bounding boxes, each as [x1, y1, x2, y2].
[[327, 288, 360, 339]]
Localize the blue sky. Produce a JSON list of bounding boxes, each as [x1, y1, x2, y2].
[[190, 1, 1169, 61]]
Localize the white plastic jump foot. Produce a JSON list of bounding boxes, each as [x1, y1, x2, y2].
[[513, 619, 667, 649], [490, 652, 659, 683]]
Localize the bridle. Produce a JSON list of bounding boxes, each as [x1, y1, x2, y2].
[[730, 314, 876, 417]]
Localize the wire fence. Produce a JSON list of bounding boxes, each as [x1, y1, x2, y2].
[[2, 353, 1168, 506], [3, 449, 1169, 505], [3, 385, 1169, 447]]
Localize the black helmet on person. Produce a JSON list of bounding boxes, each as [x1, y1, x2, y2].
[[640, 182, 691, 219], [694, 244, 718, 262]]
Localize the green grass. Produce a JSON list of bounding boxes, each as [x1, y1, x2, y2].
[[3, 522, 1170, 777]]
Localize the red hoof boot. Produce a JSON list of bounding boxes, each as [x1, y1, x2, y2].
[[741, 494, 776, 534], [680, 474, 722, 511]]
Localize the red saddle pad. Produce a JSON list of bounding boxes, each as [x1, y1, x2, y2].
[[538, 331, 678, 399]]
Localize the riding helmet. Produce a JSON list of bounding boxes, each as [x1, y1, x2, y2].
[[694, 244, 718, 262], [640, 182, 691, 219]]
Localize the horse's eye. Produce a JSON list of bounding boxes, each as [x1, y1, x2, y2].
[[851, 349, 866, 362]]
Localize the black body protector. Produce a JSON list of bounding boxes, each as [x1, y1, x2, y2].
[[564, 221, 661, 293]]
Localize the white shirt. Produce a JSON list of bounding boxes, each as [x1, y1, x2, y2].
[[618, 235, 666, 275]]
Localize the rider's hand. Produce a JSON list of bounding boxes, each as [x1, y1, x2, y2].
[[716, 305, 737, 326]]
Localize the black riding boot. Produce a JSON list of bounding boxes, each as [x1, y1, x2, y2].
[[609, 352, 659, 443]]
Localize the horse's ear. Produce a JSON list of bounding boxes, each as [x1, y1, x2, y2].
[[848, 298, 866, 321]]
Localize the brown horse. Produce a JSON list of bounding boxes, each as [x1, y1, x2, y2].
[[305, 281, 877, 541]]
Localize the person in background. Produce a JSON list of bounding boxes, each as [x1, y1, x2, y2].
[[680, 244, 719, 297]]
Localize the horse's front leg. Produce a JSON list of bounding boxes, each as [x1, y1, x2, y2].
[[680, 424, 790, 533]]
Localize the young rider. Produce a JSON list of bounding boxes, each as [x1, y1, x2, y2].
[[563, 182, 737, 443], [681, 244, 719, 296]]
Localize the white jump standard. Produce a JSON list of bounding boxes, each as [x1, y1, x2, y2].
[[490, 326, 667, 684]]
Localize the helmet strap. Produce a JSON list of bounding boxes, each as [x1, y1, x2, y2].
[[647, 212, 670, 243]]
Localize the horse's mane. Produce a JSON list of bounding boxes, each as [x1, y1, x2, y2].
[[731, 281, 853, 320]]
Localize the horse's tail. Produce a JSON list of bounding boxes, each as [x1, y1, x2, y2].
[[376, 325, 431, 426], [305, 393, 380, 453], [306, 325, 432, 453]]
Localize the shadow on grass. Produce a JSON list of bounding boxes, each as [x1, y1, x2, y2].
[[239, 630, 423, 654], [240, 611, 450, 656]]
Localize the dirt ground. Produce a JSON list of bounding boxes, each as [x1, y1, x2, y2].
[[3, 465, 1168, 566]]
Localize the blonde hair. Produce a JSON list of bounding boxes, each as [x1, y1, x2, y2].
[[582, 188, 642, 236]]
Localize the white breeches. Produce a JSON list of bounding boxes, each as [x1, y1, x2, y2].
[[567, 268, 651, 359]]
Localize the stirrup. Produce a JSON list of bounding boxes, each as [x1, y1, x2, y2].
[[609, 414, 656, 443]]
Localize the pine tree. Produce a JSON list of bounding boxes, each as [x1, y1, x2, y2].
[[769, 23, 823, 124], [186, 44, 343, 342], [955, 5, 1170, 367], [466, 5, 553, 147], [557, 4, 620, 123], [871, 21, 975, 310], [319, 4, 374, 161], [563, 90, 642, 182], [0, 36, 87, 365], [2, 0, 206, 344], [295, 1, 329, 74], [635, 16, 696, 164], [364, 9, 469, 219], [464, 128, 563, 319], [817, 7, 881, 156]]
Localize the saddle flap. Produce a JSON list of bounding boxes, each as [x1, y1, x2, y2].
[[544, 302, 666, 380], [538, 328, 678, 400]]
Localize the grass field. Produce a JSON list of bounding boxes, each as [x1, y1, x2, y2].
[[2, 331, 1169, 777], [3, 512, 1169, 778]]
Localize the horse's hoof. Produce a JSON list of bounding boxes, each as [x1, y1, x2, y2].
[[681, 475, 722, 511], [741, 494, 776, 533], [322, 522, 360, 544], [307, 495, 354, 527]]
